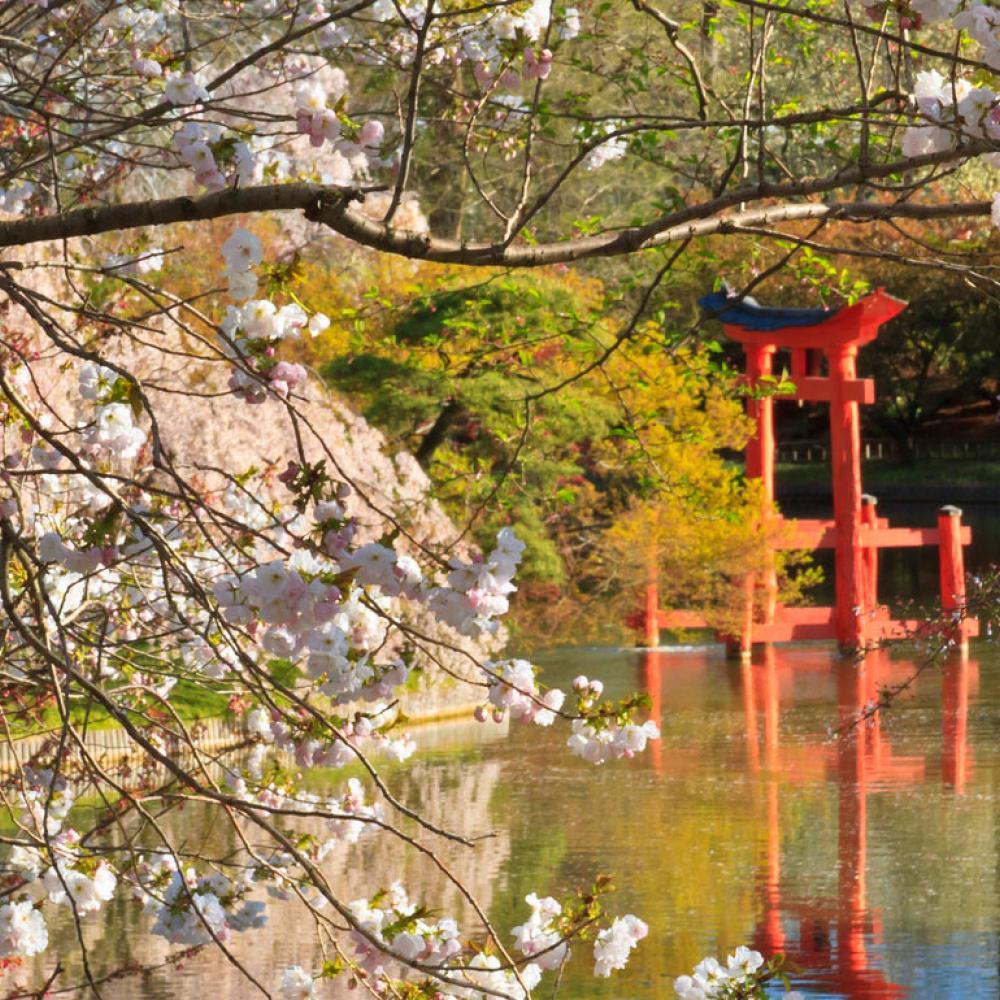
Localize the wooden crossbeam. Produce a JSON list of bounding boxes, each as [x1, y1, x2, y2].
[[772, 517, 972, 550], [867, 618, 980, 640], [859, 525, 972, 548], [748, 619, 837, 642], [777, 376, 875, 405], [657, 604, 980, 642]]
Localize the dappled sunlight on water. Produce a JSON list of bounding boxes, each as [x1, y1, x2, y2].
[[498, 644, 1000, 998], [18, 643, 1000, 998]]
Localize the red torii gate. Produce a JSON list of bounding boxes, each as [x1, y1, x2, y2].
[[640, 288, 977, 654]]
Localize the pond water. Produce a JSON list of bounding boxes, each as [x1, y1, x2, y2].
[[19, 642, 1000, 999]]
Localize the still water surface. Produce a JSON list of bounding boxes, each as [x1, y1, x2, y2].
[[30, 642, 1000, 999]]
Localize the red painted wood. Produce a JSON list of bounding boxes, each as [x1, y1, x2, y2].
[[858, 525, 972, 547], [828, 344, 865, 650], [777, 518, 838, 549], [938, 506, 973, 644], [771, 606, 836, 624], [724, 288, 907, 350], [749, 620, 838, 641], [631, 288, 977, 654], [779, 376, 875, 405], [744, 344, 776, 503], [644, 576, 660, 647], [861, 497, 879, 640], [867, 618, 980, 640]]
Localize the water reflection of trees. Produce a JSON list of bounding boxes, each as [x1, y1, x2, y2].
[[10, 648, 1000, 998], [8, 731, 511, 999]]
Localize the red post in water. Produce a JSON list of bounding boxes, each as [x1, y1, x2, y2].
[[828, 344, 865, 651], [745, 343, 778, 637], [744, 343, 777, 496], [860, 494, 879, 645], [938, 505, 968, 652]]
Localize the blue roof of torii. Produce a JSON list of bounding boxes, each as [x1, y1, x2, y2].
[[699, 289, 842, 331]]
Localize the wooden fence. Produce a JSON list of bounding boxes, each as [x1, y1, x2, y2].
[[0, 716, 246, 778], [776, 439, 1000, 464]]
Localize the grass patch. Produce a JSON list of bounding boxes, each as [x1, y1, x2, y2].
[[11, 659, 302, 741]]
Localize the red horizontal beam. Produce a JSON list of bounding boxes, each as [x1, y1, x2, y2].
[[858, 525, 972, 548], [773, 606, 835, 624], [749, 621, 838, 641], [777, 376, 875, 404], [864, 618, 979, 640], [776, 517, 837, 549], [656, 604, 979, 641], [772, 518, 971, 550]]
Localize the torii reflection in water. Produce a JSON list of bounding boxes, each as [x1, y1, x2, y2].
[[639, 644, 976, 997]]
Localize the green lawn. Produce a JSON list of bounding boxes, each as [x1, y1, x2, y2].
[[11, 659, 302, 741]]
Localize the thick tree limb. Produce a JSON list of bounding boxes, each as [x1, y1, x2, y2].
[[0, 147, 994, 266]]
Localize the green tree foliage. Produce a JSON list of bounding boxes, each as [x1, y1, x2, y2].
[[301, 260, 768, 630], [860, 266, 1000, 456]]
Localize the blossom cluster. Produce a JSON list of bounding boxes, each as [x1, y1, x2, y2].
[[134, 856, 266, 945], [215, 522, 527, 733], [481, 658, 565, 725], [278, 885, 645, 998], [580, 121, 629, 171], [221, 227, 265, 303], [104, 248, 164, 276], [216, 230, 331, 399], [291, 70, 385, 191], [900, 70, 1000, 162], [173, 121, 255, 193], [511, 892, 568, 969], [245, 694, 417, 771], [459, 0, 579, 90], [348, 881, 465, 978], [164, 70, 210, 106], [0, 901, 47, 959], [673, 946, 804, 999], [563, 674, 661, 763], [593, 913, 649, 977], [0, 772, 118, 960], [874, 7, 1000, 224], [0, 181, 34, 215]]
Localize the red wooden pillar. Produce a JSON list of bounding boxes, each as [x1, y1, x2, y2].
[[860, 494, 879, 645], [938, 505, 968, 652], [741, 343, 778, 655], [644, 554, 660, 648], [828, 344, 865, 651], [744, 343, 777, 502]]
